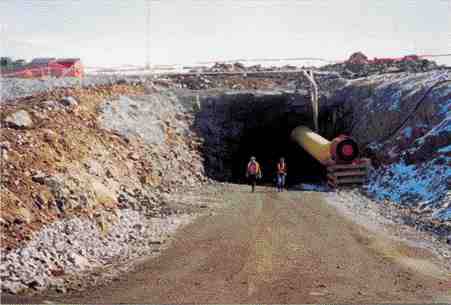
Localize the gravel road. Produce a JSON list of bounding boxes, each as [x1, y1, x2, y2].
[[19, 185, 446, 304]]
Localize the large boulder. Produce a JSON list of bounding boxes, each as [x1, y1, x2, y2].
[[67, 253, 91, 270], [1, 281, 27, 294], [3, 110, 33, 129], [347, 52, 369, 65], [59, 96, 78, 108]]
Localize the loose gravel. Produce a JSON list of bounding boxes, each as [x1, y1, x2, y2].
[[0, 209, 195, 294], [1, 75, 148, 102], [324, 189, 451, 271]]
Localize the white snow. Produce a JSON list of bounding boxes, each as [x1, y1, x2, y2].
[[438, 145, 451, 153], [294, 183, 329, 192], [413, 110, 450, 146], [367, 157, 451, 220], [401, 127, 413, 138]]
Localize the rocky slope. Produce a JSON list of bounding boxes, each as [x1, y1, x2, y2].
[[320, 54, 444, 79], [329, 71, 451, 224], [0, 83, 208, 293]]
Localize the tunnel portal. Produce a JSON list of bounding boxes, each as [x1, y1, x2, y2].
[[231, 121, 324, 185], [194, 91, 347, 186]]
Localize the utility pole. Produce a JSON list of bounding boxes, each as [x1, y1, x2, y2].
[[145, 0, 151, 71], [0, 23, 5, 104], [302, 69, 319, 132]]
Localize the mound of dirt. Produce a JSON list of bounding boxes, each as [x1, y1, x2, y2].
[[0, 83, 209, 293], [330, 71, 450, 222]]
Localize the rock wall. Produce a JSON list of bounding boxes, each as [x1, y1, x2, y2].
[[330, 71, 451, 221], [191, 91, 316, 181], [0, 84, 207, 294]]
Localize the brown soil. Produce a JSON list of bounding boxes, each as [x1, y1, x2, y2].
[[0, 84, 147, 250]]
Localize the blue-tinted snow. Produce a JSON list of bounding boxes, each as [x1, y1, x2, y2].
[[401, 127, 413, 138], [432, 208, 451, 221], [437, 145, 451, 153], [367, 157, 451, 220]]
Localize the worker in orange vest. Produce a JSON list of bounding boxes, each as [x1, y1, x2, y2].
[[246, 156, 261, 193], [276, 157, 287, 192]]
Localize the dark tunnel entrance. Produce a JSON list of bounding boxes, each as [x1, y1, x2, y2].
[[231, 123, 325, 186], [193, 91, 344, 186]]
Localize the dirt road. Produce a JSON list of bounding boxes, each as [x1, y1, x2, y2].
[[5, 186, 451, 303]]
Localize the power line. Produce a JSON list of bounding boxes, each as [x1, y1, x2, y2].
[[145, 0, 150, 70]]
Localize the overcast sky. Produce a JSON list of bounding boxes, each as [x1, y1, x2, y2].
[[1, 0, 450, 67]]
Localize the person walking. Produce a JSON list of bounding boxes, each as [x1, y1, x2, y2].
[[246, 156, 261, 193], [276, 157, 287, 192]]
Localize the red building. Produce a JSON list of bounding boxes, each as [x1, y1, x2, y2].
[[2, 58, 84, 78], [53, 58, 84, 77]]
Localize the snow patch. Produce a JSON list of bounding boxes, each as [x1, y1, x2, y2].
[[367, 158, 451, 220], [293, 183, 329, 192], [401, 127, 413, 138], [438, 145, 451, 153]]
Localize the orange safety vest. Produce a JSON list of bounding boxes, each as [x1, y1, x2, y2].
[[277, 162, 287, 174], [247, 161, 261, 175]]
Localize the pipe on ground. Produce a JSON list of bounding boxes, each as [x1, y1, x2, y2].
[[291, 126, 359, 164]]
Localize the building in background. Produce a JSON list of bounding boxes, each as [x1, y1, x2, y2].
[[1, 58, 84, 78]]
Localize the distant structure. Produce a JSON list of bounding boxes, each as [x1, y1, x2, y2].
[[347, 52, 369, 65], [30, 58, 57, 65], [1, 58, 84, 78], [145, 0, 151, 70], [346, 52, 424, 65]]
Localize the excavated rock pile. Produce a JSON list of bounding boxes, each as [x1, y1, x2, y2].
[[200, 62, 298, 73], [328, 71, 451, 226], [0, 75, 146, 101], [321, 57, 444, 79], [0, 84, 208, 294], [1, 72, 345, 101], [160, 72, 347, 94]]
